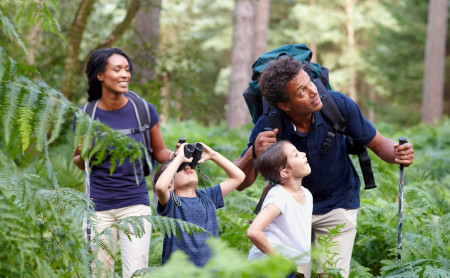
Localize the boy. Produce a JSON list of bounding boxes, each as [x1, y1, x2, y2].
[[154, 143, 245, 266]]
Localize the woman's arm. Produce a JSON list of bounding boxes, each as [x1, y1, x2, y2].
[[200, 143, 245, 197], [72, 147, 85, 170], [149, 122, 173, 163], [247, 203, 281, 255]]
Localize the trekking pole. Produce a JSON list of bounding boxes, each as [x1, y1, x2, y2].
[[84, 157, 92, 275], [397, 137, 407, 262]]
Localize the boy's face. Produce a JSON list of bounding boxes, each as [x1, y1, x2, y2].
[[174, 165, 198, 189], [284, 143, 311, 178]]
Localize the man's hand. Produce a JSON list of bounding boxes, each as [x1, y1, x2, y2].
[[253, 128, 279, 158]]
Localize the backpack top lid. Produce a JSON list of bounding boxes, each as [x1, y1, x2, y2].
[[249, 44, 323, 93]]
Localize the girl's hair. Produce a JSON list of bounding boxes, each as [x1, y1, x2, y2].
[[85, 48, 134, 101], [257, 141, 289, 185], [153, 158, 175, 187], [256, 141, 289, 206]]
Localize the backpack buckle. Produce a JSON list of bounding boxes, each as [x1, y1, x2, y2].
[[321, 131, 335, 155]]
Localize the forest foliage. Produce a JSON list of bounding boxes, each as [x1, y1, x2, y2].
[[1, 1, 449, 277]]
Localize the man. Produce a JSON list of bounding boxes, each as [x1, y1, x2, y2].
[[234, 56, 414, 277]]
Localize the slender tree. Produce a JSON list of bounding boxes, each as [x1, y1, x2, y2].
[[252, 0, 270, 62], [227, 0, 255, 129], [131, 0, 162, 85], [421, 0, 448, 124], [60, 0, 141, 100]]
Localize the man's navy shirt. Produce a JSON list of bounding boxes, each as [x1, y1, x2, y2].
[[243, 91, 376, 214]]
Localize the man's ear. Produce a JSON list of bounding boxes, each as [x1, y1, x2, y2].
[[277, 101, 290, 112]]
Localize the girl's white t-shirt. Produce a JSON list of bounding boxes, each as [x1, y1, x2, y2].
[[248, 184, 313, 265]]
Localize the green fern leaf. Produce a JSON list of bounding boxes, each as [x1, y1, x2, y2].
[[0, 11, 27, 54], [34, 97, 52, 151], [48, 103, 71, 144], [2, 83, 20, 144], [0, 46, 5, 82]]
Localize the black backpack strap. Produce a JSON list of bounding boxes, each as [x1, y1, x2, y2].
[[262, 96, 283, 141], [125, 91, 154, 176], [313, 78, 346, 155], [315, 83, 377, 189], [358, 148, 377, 189], [125, 91, 152, 154], [82, 99, 100, 117]]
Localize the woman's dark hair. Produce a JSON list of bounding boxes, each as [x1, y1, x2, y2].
[[259, 56, 303, 108], [153, 158, 175, 187], [255, 141, 289, 209], [85, 48, 134, 101]]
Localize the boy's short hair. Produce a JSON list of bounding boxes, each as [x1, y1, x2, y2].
[[153, 158, 175, 186], [256, 141, 289, 184]]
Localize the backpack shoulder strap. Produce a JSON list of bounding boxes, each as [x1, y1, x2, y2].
[[314, 81, 377, 189], [83, 100, 100, 118], [262, 97, 283, 141], [312, 69, 347, 156], [125, 91, 152, 154]]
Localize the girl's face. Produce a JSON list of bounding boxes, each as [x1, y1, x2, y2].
[[284, 143, 311, 178], [97, 54, 131, 95], [173, 165, 198, 189]]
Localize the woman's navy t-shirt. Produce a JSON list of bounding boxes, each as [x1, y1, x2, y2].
[[74, 100, 159, 211]]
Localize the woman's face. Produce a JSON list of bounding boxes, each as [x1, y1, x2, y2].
[[97, 54, 131, 95]]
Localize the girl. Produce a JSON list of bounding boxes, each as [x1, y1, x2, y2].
[[247, 140, 313, 277]]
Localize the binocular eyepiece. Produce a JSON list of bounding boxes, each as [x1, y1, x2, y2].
[[177, 142, 204, 172]]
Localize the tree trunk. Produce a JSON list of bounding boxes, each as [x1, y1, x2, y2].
[[308, 0, 317, 63], [82, 0, 141, 68], [60, 0, 96, 100], [421, 0, 448, 124], [227, 0, 255, 129], [345, 0, 357, 101], [252, 0, 270, 62], [131, 0, 161, 85], [61, 0, 141, 100]]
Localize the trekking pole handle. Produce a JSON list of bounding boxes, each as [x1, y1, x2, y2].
[[398, 137, 407, 170]]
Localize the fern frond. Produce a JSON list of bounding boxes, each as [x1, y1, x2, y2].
[[16, 78, 39, 151], [2, 83, 20, 144], [47, 102, 71, 144], [423, 265, 450, 278], [0, 46, 5, 82], [34, 97, 52, 151], [0, 10, 27, 54]]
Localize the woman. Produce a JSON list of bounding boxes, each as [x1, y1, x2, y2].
[[73, 48, 173, 278]]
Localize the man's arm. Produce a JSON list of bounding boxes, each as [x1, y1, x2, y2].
[[366, 131, 414, 166]]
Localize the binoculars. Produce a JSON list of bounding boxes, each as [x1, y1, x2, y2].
[[177, 142, 204, 172]]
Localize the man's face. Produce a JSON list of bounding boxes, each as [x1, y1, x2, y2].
[[279, 70, 323, 117]]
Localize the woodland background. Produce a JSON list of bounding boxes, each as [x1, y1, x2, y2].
[[0, 0, 449, 277]]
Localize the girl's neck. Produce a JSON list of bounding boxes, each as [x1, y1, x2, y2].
[[281, 179, 306, 205], [281, 179, 303, 192]]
